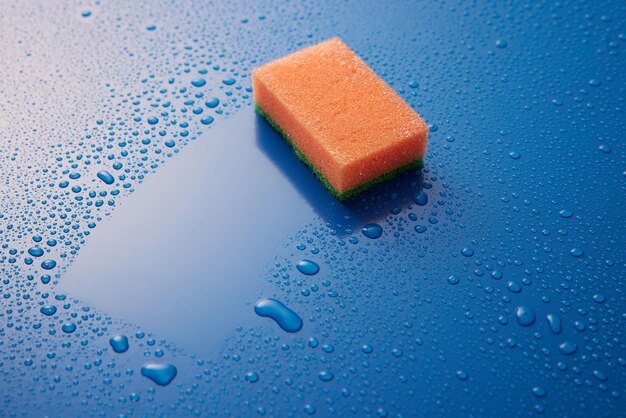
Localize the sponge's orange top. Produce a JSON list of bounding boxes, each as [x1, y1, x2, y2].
[[252, 37, 428, 196]]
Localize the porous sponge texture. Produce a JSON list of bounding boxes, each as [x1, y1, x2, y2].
[[252, 37, 428, 197]]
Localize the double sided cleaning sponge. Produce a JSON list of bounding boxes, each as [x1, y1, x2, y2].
[[252, 37, 428, 200]]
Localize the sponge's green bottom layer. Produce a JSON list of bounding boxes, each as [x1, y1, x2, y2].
[[255, 103, 423, 201]]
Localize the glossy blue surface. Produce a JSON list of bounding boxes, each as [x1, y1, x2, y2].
[[0, 0, 624, 417]]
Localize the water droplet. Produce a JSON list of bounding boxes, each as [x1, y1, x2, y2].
[[40, 305, 57, 316], [461, 247, 474, 257], [515, 306, 536, 327], [141, 363, 177, 386], [559, 209, 573, 218], [559, 341, 577, 355], [245, 371, 259, 383], [588, 79, 601, 87], [532, 386, 547, 398], [191, 78, 206, 87], [570, 247, 584, 257], [296, 260, 319, 275], [41, 259, 57, 270], [361, 223, 383, 239], [507, 281, 522, 293], [200, 116, 214, 125], [545, 314, 562, 334], [254, 298, 303, 333], [147, 116, 159, 125], [318, 371, 334, 382], [455, 370, 469, 380], [205, 97, 220, 108], [509, 151, 521, 159], [495, 39, 508, 48], [109, 335, 129, 353], [97, 170, 115, 185], [62, 323, 76, 333], [412, 191, 428, 206], [593, 370, 607, 381], [592, 293, 606, 304], [28, 247, 44, 257], [447, 275, 460, 285]]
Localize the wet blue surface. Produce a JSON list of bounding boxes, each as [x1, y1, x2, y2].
[[60, 109, 317, 354], [0, 0, 625, 417]]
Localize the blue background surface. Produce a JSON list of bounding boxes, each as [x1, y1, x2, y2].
[[0, 1, 624, 416]]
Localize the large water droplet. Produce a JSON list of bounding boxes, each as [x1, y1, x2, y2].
[[412, 191, 428, 206], [40, 305, 57, 316], [361, 223, 383, 239], [141, 363, 178, 386], [191, 78, 206, 87], [545, 314, 562, 334], [318, 371, 334, 382], [515, 306, 536, 327], [62, 323, 76, 333], [41, 259, 57, 270], [97, 170, 115, 185], [296, 260, 319, 275], [559, 341, 577, 355], [254, 298, 303, 333], [447, 275, 460, 285], [28, 247, 44, 257], [109, 335, 129, 353]]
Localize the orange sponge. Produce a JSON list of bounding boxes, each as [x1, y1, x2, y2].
[[252, 37, 428, 200]]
